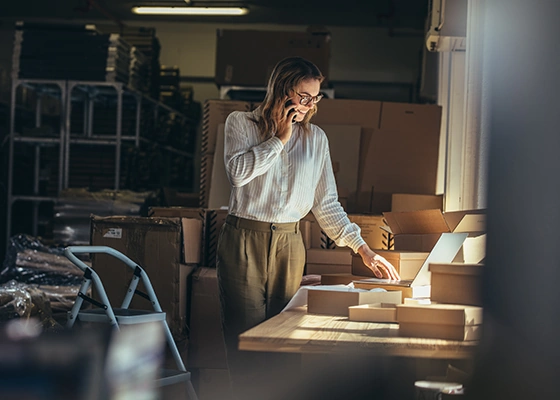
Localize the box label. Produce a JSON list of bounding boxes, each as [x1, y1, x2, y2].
[[103, 228, 122, 239]]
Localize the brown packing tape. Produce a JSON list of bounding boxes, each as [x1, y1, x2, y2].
[[199, 154, 214, 208], [204, 209, 228, 267]]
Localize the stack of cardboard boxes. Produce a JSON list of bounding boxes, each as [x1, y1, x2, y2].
[[306, 195, 486, 341], [89, 207, 232, 399]]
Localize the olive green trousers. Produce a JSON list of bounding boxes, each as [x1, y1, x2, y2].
[[216, 214, 306, 400]]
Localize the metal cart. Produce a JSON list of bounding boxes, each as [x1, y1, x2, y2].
[[64, 245, 198, 400]]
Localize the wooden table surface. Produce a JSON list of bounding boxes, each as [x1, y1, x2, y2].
[[238, 307, 478, 360]]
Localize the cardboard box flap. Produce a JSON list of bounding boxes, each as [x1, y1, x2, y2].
[[383, 209, 450, 235], [383, 209, 487, 235], [396, 304, 483, 326], [428, 263, 484, 276], [443, 210, 486, 233]]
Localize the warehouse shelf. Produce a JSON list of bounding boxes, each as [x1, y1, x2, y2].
[[5, 78, 197, 251], [6, 79, 66, 248]]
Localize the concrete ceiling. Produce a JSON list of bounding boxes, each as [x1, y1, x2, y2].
[[1, 0, 429, 30]]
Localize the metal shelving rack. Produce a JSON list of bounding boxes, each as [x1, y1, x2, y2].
[[6, 79, 67, 243], [5, 78, 194, 249]]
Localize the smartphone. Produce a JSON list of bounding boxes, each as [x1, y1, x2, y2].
[[285, 99, 297, 122]]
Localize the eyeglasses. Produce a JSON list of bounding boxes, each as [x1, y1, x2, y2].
[[295, 92, 323, 106]]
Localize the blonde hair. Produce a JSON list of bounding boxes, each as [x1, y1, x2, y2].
[[253, 56, 324, 138]]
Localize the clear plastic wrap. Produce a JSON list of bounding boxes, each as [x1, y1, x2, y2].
[[53, 188, 158, 245], [0, 280, 61, 330], [0, 234, 84, 286]]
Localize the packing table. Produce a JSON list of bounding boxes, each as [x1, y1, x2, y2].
[[238, 306, 478, 359]]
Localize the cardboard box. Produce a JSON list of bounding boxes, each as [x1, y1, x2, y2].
[[148, 207, 204, 264], [348, 303, 398, 323], [380, 102, 442, 134], [311, 99, 386, 212], [207, 124, 230, 209], [347, 189, 393, 215], [429, 263, 483, 306], [307, 288, 402, 316], [90, 215, 193, 339], [359, 128, 441, 195], [305, 248, 352, 275], [312, 99, 382, 130], [351, 250, 429, 280], [396, 303, 483, 341], [383, 209, 486, 252], [187, 267, 228, 369], [348, 214, 389, 250], [391, 193, 444, 212], [215, 29, 331, 87], [321, 124, 361, 195], [316, 99, 442, 213], [201, 99, 252, 155], [148, 207, 227, 267], [301, 213, 337, 249]]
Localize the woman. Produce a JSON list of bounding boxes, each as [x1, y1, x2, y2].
[[216, 56, 400, 399]]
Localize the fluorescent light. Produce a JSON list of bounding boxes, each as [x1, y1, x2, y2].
[[132, 6, 249, 16]]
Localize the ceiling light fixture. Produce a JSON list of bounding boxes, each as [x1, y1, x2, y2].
[[131, 6, 249, 16]]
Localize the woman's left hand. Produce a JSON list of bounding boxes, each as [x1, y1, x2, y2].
[[357, 244, 401, 280]]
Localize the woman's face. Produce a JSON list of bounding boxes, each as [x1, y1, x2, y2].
[[288, 78, 322, 123]]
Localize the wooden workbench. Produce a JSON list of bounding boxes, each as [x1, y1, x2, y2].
[[238, 307, 478, 360]]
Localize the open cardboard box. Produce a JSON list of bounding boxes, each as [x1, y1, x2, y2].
[[396, 303, 483, 341], [391, 193, 444, 212], [382, 209, 486, 257]]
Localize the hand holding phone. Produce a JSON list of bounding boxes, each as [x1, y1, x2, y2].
[[285, 99, 297, 122], [276, 98, 296, 144]]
